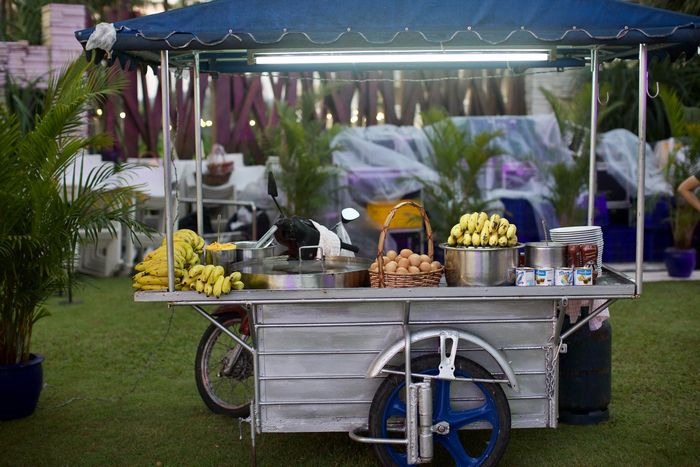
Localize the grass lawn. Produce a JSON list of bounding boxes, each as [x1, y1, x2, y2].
[[1, 278, 699, 466]]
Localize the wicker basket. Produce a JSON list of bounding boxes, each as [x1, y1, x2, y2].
[[369, 201, 443, 288], [204, 161, 234, 186]]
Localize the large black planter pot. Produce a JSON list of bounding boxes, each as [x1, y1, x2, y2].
[[664, 247, 696, 278], [0, 353, 44, 420]]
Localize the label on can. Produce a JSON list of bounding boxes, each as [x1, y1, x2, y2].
[[574, 267, 593, 285], [555, 267, 574, 286], [535, 267, 554, 286], [516, 267, 535, 287]]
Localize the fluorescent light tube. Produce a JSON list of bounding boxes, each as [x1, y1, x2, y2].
[[254, 50, 550, 65]]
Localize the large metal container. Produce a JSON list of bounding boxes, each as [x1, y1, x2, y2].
[[441, 244, 522, 286], [524, 242, 567, 268], [238, 255, 372, 289], [207, 241, 279, 275]]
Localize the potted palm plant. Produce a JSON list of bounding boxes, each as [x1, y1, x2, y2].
[[257, 90, 343, 220], [658, 88, 700, 277], [417, 108, 503, 241], [0, 58, 150, 419]]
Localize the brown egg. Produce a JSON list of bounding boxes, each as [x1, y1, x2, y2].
[[430, 261, 442, 270], [383, 255, 391, 264], [396, 267, 409, 275], [419, 262, 432, 272], [408, 253, 421, 267], [400, 248, 413, 258], [385, 261, 398, 273], [397, 257, 410, 269], [408, 265, 420, 274], [369, 261, 378, 271], [386, 250, 398, 260], [420, 254, 431, 264]]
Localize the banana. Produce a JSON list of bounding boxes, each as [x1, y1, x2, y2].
[[506, 224, 517, 240], [476, 212, 488, 232], [498, 235, 508, 247], [459, 214, 471, 231], [188, 264, 205, 278], [507, 235, 518, 246], [195, 280, 205, 293], [230, 271, 242, 283], [213, 276, 225, 298], [481, 220, 491, 236], [204, 283, 213, 297], [447, 235, 457, 246], [497, 218, 510, 236], [139, 284, 168, 291], [450, 224, 463, 239], [472, 232, 481, 247], [221, 276, 232, 294], [136, 275, 171, 286], [479, 228, 489, 246], [232, 281, 245, 290], [144, 266, 185, 278], [488, 233, 499, 247], [199, 264, 215, 283], [462, 233, 472, 247], [489, 214, 501, 231], [467, 212, 478, 234], [208, 266, 225, 286]]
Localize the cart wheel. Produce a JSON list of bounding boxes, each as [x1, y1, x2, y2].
[[369, 355, 510, 467], [194, 312, 254, 417]]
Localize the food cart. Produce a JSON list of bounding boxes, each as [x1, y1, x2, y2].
[[76, 1, 700, 465]]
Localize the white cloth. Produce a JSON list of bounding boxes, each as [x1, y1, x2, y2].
[[310, 220, 341, 259], [566, 299, 610, 331], [86, 23, 117, 58]]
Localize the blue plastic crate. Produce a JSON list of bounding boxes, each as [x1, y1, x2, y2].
[[500, 198, 541, 243]]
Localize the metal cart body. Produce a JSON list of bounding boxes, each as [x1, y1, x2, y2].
[[136, 269, 634, 437]]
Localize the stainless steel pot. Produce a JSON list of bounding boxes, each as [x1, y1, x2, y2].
[[207, 241, 281, 275], [440, 244, 522, 286], [238, 255, 372, 289], [524, 242, 567, 268]]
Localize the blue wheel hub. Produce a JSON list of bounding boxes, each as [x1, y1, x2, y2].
[[380, 368, 501, 467]]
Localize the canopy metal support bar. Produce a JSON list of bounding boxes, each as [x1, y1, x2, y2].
[[160, 50, 176, 291], [635, 44, 648, 296], [193, 52, 205, 237], [587, 49, 599, 226]]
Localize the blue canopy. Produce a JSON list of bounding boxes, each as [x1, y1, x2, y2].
[[75, 0, 700, 72]]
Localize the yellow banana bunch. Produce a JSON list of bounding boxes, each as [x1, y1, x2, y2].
[[445, 211, 519, 249]]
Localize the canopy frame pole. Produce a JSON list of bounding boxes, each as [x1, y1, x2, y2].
[[161, 50, 175, 291], [587, 49, 600, 226], [635, 44, 648, 296], [193, 52, 205, 237]]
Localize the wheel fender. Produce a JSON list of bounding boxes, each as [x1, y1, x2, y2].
[[367, 327, 519, 392]]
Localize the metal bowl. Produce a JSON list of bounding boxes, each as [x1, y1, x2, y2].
[[524, 242, 567, 268], [207, 241, 281, 275], [238, 255, 372, 289], [440, 244, 523, 287]]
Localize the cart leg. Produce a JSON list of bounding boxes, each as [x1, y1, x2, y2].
[[249, 402, 257, 467]]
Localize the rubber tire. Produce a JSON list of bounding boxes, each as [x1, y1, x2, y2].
[[369, 355, 511, 467], [194, 312, 253, 417]]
